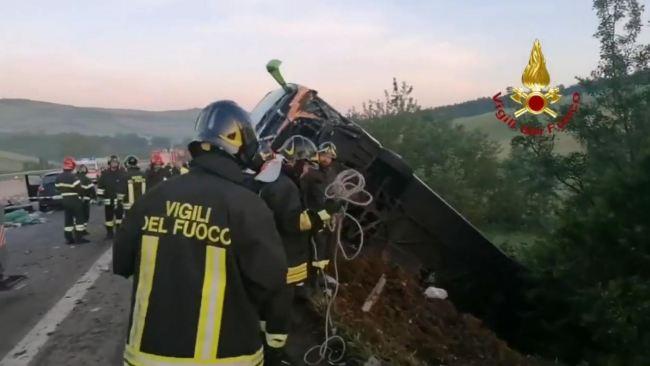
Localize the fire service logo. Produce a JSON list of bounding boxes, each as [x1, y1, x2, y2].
[[492, 39, 580, 136]]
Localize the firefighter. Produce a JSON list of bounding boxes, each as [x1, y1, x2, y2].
[[77, 164, 96, 230], [55, 157, 90, 245], [145, 152, 170, 188], [97, 155, 126, 239], [301, 141, 343, 273], [114, 100, 293, 366], [122, 155, 146, 212]]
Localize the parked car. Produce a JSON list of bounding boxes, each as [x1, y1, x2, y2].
[[25, 171, 62, 211]]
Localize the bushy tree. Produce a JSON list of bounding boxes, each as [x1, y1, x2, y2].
[[514, 0, 650, 364], [348, 78, 420, 119]]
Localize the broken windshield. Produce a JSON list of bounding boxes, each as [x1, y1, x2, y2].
[[249, 88, 287, 128]]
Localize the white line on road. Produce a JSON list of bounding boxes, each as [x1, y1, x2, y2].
[[0, 248, 113, 366]]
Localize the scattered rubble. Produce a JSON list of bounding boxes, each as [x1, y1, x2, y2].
[[315, 254, 545, 366]]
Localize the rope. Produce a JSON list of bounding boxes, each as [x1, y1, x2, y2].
[[304, 169, 372, 365]]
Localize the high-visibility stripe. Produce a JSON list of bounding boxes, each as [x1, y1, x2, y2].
[[312, 260, 330, 270], [116, 219, 123, 225], [128, 181, 135, 207], [83, 197, 91, 201], [82, 184, 94, 189], [195, 246, 227, 360], [75, 225, 85, 231], [61, 192, 79, 196], [64, 226, 74, 232], [55, 181, 80, 188], [123, 203, 133, 210], [96, 188, 105, 195], [104, 199, 112, 205], [124, 346, 263, 366], [106, 221, 115, 227], [265, 333, 288, 348], [141, 181, 147, 195], [128, 235, 159, 350], [286, 262, 308, 284], [299, 211, 312, 231]]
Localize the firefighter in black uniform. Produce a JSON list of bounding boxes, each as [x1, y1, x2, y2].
[[55, 157, 90, 245], [301, 141, 343, 273], [77, 164, 96, 231], [122, 155, 146, 213], [145, 152, 170, 189], [114, 100, 293, 366], [97, 155, 126, 239]]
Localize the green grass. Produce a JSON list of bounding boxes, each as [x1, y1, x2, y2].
[[452, 112, 582, 158]]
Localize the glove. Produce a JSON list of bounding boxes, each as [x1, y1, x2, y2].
[[264, 344, 295, 366], [302, 209, 332, 232]]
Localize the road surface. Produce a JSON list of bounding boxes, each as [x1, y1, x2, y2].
[[0, 206, 323, 366]]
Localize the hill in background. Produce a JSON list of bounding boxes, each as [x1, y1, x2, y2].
[[0, 99, 199, 140]]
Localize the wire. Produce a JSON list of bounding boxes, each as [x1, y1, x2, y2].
[[304, 169, 373, 365]]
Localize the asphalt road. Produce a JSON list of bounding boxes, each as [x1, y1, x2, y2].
[[0, 205, 326, 366]]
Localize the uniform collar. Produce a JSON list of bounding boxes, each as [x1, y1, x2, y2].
[[190, 153, 245, 184]]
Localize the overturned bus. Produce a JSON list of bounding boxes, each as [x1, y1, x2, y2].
[[249, 60, 531, 341]]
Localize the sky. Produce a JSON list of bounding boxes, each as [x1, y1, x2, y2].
[[0, 0, 648, 112]]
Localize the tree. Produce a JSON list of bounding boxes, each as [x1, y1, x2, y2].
[[348, 78, 420, 120], [513, 1, 650, 364]]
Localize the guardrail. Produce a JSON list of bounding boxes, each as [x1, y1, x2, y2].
[[0, 169, 58, 181]]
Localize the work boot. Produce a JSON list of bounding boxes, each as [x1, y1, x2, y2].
[[264, 345, 295, 366], [65, 232, 75, 245], [75, 232, 90, 244], [105, 228, 114, 240]]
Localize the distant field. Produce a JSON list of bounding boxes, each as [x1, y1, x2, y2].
[[0, 150, 39, 173], [452, 112, 582, 157]]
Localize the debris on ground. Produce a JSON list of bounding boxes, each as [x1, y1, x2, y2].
[[3, 209, 46, 227], [314, 254, 545, 366]]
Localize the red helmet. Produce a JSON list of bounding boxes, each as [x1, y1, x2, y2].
[[62, 157, 76, 170], [151, 152, 164, 165]]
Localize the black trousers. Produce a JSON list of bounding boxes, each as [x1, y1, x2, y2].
[[103, 197, 123, 232], [82, 198, 90, 223], [63, 197, 86, 242], [259, 285, 294, 347]]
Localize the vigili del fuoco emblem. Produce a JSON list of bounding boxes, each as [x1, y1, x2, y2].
[[492, 39, 581, 136]]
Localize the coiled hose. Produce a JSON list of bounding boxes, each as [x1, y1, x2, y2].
[[304, 169, 373, 365]]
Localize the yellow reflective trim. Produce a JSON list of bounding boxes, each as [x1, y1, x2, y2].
[[265, 333, 288, 348], [312, 260, 330, 270], [299, 211, 312, 231], [96, 188, 105, 195], [142, 181, 147, 195], [128, 181, 135, 206], [55, 181, 80, 188], [61, 192, 79, 196], [64, 226, 74, 232], [106, 221, 115, 227], [125, 346, 263, 366], [75, 225, 85, 231], [287, 263, 308, 284], [317, 209, 331, 222], [195, 246, 227, 359], [128, 235, 159, 350]]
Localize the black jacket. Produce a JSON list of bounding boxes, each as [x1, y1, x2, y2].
[[258, 172, 310, 285], [301, 161, 343, 211], [77, 173, 96, 201], [124, 167, 146, 209], [97, 167, 127, 200], [55, 170, 83, 206], [114, 153, 288, 365], [145, 167, 170, 189]]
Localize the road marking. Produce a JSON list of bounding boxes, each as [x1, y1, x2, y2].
[[0, 248, 112, 366]]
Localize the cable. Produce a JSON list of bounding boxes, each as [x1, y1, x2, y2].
[[304, 169, 372, 365]]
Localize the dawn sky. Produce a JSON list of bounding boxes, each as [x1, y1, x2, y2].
[[1, 0, 648, 112]]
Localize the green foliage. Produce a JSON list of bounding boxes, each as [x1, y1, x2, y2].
[[510, 0, 650, 364], [348, 78, 420, 119]]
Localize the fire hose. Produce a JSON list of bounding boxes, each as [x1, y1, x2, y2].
[[304, 169, 373, 365]]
